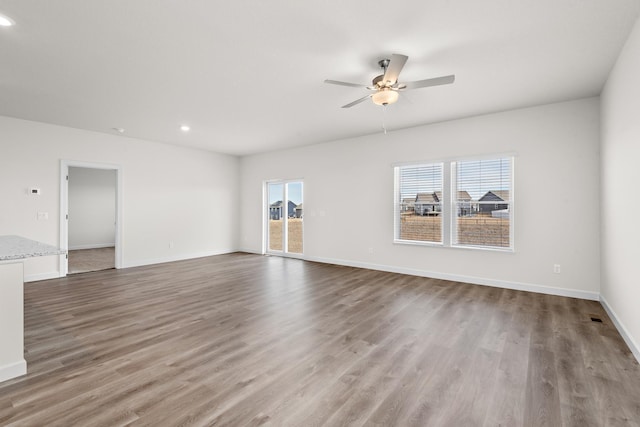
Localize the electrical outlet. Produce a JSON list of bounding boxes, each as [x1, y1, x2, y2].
[[169, 242, 174, 249], [553, 264, 561, 274], [368, 247, 374, 254], [37, 212, 48, 220]]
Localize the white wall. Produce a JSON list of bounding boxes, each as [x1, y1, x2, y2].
[[0, 116, 240, 280], [600, 15, 640, 360], [240, 98, 601, 299], [68, 167, 116, 249]]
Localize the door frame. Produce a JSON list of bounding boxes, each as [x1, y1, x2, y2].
[[59, 160, 123, 276], [264, 179, 304, 259]]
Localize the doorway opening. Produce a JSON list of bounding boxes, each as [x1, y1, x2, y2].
[[266, 180, 303, 257], [60, 160, 123, 276]]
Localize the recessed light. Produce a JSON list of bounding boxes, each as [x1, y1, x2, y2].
[[0, 14, 14, 26], [180, 125, 190, 132]]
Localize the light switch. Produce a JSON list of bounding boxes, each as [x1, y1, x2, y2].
[[37, 212, 49, 220]]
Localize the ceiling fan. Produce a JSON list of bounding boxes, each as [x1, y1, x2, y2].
[[325, 54, 455, 108]]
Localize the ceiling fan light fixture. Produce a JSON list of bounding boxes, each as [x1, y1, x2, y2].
[[0, 14, 14, 26], [371, 89, 399, 106]]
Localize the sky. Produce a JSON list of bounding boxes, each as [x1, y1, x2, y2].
[[268, 182, 303, 205]]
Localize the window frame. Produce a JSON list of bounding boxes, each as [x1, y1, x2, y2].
[[393, 161, 445, 247], [394, 155, 515, 252]]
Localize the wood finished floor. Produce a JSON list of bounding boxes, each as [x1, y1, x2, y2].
[[1, 253, 639, 426], [68, 247, 115, 274]]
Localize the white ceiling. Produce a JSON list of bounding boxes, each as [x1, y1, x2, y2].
[[1, 1, 638, 156]]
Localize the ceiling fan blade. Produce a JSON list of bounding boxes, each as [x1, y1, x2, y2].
[[324, 79, 368, 88], [382, 54, 409, 85], [402, 75, 455, 90], [341, 95, 372, 108]]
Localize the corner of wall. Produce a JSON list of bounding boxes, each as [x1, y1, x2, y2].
[[600, 295, 640, 363]]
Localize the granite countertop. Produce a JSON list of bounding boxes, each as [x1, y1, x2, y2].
[[0, 235, 65, 261]]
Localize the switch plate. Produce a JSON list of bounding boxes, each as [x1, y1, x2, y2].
[[553, 264, 561, 274]]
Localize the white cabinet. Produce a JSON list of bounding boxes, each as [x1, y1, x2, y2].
[[0, 262, 26, 382]]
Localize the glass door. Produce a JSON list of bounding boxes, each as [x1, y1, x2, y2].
[[267, 180, 303, 256]]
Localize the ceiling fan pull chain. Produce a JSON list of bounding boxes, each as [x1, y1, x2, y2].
[[382, 104, 388, 134]]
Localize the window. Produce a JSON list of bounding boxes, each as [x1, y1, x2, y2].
[[395, 163, 443, 244], [395, 156, 513, 250], [452, 158, 512, 249]]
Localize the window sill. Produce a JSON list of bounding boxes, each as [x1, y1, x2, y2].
[[394, 239, 514, 253], [393, 239, 443, 248], [450, 244, 514, 253]]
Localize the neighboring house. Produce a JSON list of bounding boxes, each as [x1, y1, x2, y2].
[[434, 191, 473, 216], [456, 190, 472, 216], [414, 192, 440, 216], [269, 202, 282, 220], [295, 203, 303, 218], [478, 190, 510, 214], [269, 200, 297, 220], [414, 191, 472, 216], [401, 198, 415, 212]]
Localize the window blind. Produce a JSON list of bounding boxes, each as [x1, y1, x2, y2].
[[453, 158, 511, 248], [396, 163, 443, 243]]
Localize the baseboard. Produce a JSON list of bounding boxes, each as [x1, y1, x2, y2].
[[122, 248, 237, 269], [0, 359, 26, 383], [600, 296, 640, 364], [68, 243, 115, 250], [238, 248, 263, 255], [303, 255, 600, 301], [24, 271, 64, 283]]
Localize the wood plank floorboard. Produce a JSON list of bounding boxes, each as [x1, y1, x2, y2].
[[68, 247, 115, 274], [1, 253, 639, 426]]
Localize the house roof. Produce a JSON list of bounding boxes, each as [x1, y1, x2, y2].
[[415, 193, 439, 204], [433, 191, 472, 201], [0, 2, 638, 156], [479, 190, 510, 202], [457, 191, 472, 201]]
